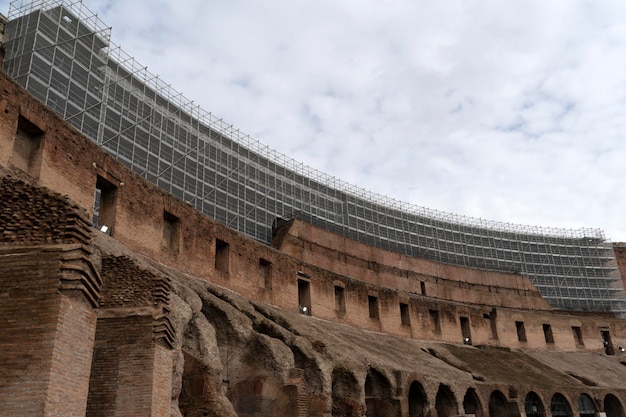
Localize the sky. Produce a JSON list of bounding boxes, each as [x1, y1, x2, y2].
[[3, 0, 626, 240]]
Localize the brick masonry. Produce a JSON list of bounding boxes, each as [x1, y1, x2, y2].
[[0, 62, 626, 417]]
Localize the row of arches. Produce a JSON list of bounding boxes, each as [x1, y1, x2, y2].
[[407, 382, 626, 417], [331, 367, 626, 417]]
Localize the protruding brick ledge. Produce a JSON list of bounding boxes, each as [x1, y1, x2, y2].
[[0, 243, 102, 306]]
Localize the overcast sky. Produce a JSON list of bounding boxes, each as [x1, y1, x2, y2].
[[4, 0, 626, 240]]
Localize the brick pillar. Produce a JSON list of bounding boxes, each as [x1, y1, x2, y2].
[[86, 309, 174, 417], [0, 244, 102, 417], [86, 255, 175, 417]]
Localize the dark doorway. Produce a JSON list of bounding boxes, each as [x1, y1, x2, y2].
[[365, 368, 400, 417], [435, 384, 458, 417], [489, 390, 512, 417], [408, 381, 427, 417], [463, 388, 483, 417], [298, 279, 311, 315], [524, 391, 545, 417], [460, 316, 471, 345], [605, 394, 625, 417], [331, 368, 360, 417], [578, 394, 596, 417], [550, 393, 573, 417], [601, 330, 615, 355]]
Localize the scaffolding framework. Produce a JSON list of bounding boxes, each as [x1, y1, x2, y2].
[[4, 0, 626, 315]]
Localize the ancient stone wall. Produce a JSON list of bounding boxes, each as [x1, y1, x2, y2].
[[2, 67, 626, 417], [0, 69, 624, 353]]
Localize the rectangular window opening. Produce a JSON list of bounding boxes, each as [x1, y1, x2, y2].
[[334, 286, 345, 315], [601, 329, 614, 355], [429, 309, 441, 334], [215, 238, 230, 274], [543, 324, 554, 344], [298, 279, 311, 315], [489, 309, 499, 340], [460, 316, 471, 345], [572, 326, 584, 346], [368, 295, 379, 320], [93, 175, 117, 234], [400, 303, 410, 326], [259, 258, 272, 289], [11, 115, 45, 177], [516, 321, 527, 342], [420, 281, 426, 296], [163, 211, 180, 251]]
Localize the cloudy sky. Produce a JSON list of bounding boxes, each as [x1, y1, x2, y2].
[[4, 0, 626, 240]]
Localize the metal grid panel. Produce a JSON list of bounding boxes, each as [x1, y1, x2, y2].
[[4, 0, 626, 315]]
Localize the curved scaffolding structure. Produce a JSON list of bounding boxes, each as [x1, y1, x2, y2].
[[3, 0, 625, 315]]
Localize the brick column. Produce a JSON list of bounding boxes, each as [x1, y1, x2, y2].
[[0, 244, 102, 417], [86, 256, 175, 417]]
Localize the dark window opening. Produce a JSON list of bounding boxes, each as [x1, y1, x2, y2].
[[460, 316, 471, 345], [489, 309, 499, 340], [525, 391, 545, 417], [368, 295, 379, 320], [335, 286, 345, 315], [400, 303, 410, 326], [572, 326, 584, 346], [163, 211, 180, 251], [601, 329, 615, 355], [11, 115, 44, 177], [93, 175, 117, 234], [298, 279, 311, 315], [543, 324, 554, 344], [516, 321, 527, 342], [420, 281, 426, 296], [430, 309, 441, 334], [215, 238, 229, 273], [551, 393, 573, 417], [578, 394, 596, 417], [259, 258, 271, 289]]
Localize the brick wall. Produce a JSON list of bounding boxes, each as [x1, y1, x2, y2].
[[87, 314, 156, 417], [0, 247, 99, 417], [0, 176, 91, 246], [0, 66, 624, 366], [86, 255, 174, 417]]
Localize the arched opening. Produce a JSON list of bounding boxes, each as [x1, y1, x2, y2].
[[578, 394, 596, 417], [435, 384, 458, 417], [178, 352, 211, 417], [524, 391, 545, 417], [550, 393, 573, 417], [489, 390, 510, 417], [408, 380, 428, 417], [365, 368, 400, 417], [605, 394, 625, 417], [228, 375, 288, 417], [332, 368, 361, 417], [291, 345, 327, 416], [463, 388, 483, 417]]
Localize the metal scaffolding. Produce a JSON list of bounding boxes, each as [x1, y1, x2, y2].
[[4, 0, 626, 315]]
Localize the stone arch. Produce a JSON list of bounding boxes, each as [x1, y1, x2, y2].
[[178, 352, 211, 417], [408, 379, 428, 417], [228, 374, 294, 417], [290, 345, 324, 395], [605, 394, 626, 417], [550, 393, 573, 417], [332, 367, 361, 417], [489, 390, 513, 417], [578, 393, 596, 417], [524, 391, 545, 417], [365, 368, 400, 417], [463, 387, 483, 417], [435, 384, 458, 417]]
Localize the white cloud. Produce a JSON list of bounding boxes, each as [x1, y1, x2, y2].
[[2, 0, 626, 240]]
